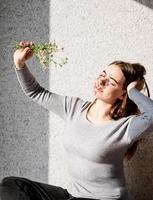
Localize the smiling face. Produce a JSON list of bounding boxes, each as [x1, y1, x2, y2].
[[94, 64, 127, 105]]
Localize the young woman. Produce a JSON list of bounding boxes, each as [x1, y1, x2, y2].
[[1, 41, 153, 200]]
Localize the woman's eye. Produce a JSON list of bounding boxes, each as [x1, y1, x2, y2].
[[110, 83, 116, 86]]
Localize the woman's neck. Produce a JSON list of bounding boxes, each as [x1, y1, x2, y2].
[[87, 99, 113, 122]]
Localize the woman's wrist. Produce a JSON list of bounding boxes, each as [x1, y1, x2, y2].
[[15, 62, 26, 70], [127, 82, 137, 93]]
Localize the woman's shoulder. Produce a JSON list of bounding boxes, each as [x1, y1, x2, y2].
[[64, 96, 90, 117], [113, 114, 136, 126]]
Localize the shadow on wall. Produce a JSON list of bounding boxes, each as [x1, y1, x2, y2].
[[0, 0, 50, 183], [125, 136, 153, 200], [134, 0, 153, 9], [125, 3, 153, 199]]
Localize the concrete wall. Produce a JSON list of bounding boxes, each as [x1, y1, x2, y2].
[[0, 0, 50, 183], [1, 0, 153, 199]]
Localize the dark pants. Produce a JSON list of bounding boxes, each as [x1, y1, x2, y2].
[[0, 176, 97, 200]]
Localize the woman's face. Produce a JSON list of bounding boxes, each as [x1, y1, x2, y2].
[[94, 64, 126, 104]]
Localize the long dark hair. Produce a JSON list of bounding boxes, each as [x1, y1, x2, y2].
[[108, 60, 150, 161]]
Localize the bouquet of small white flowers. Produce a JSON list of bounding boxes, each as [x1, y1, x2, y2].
[[14, 41, 68, 70]]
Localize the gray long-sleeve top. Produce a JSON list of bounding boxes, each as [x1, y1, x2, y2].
[[15, 65, 153, 200]]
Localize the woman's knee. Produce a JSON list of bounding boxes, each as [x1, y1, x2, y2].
[[0, 176, 31, 200], [1, 176, 23, 187]]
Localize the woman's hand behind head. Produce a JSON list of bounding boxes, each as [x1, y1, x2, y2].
[[127, 79, 145, 92]]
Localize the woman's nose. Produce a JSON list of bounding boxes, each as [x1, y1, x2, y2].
[[100, 77, 109, 86]]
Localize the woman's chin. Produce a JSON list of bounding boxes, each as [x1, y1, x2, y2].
[[94, 90, 103, 98]]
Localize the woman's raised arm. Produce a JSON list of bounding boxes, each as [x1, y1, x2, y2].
[[127, 84, 153, 143], [14, 41, 84, 121]]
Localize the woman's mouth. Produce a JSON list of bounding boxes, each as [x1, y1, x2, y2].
[[98, 89, 103, 92], [95, 87, 103, 92]]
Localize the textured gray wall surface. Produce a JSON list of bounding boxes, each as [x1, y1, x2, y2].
[[1, 0, 153, 199], [0, 0, 50, 183]]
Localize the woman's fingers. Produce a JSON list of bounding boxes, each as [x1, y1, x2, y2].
[[14, 42, 34, 69], [23, 47, 31, 53], [23, 47, 33, 60], [19, 41, 33, 47]]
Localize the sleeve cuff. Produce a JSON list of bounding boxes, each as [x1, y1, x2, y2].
[[14, 64, 34, 84]]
